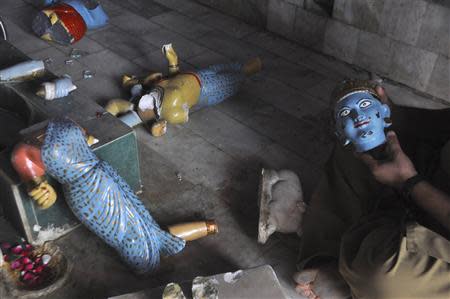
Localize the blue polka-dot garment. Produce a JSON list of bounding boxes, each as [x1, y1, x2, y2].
[[196, 62, 245, 107], [41, 118, 185, 273]]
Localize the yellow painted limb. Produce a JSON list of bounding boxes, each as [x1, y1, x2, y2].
[[28, 181, 57, 209], [163, 106, 189, 124], [151, 120, 167, 137], [142, 72, 163, 86], [122, 75, 139, 88], [86, 135, 99, 146], [105, 99, 134, 116], [162, 44, 179, 75], [168, 220, 218, 242]]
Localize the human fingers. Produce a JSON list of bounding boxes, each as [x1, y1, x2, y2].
[[40, 185, 57, 209], [375, 85, 388, 103], [386, 131, 402, 156], [40, 195, 56, 209], [29, 186, 45, 198], [357, 152, 379, 170], [36, 191, 50, 206]]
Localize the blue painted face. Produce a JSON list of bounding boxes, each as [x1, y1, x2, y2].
[[335, 91, 391, 152]]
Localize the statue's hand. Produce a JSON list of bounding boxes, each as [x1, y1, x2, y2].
[[86, 135, 99, 146], [151, 120, 168, 137], [162, 44, 179, 75], [28, 181, 57, 209], [162, 43, 178, 63]]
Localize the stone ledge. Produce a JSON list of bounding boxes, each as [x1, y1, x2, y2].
[[194, 0, 450, 105], [384, 80, 450, 109]]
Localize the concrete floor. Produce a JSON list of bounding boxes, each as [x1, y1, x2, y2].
[[0, 0, 373, 298]]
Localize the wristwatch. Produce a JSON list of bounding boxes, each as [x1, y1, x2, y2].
[[401, 174, 424, 200]]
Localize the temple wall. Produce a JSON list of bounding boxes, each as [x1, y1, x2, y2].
[[195, 0, 450, 105]]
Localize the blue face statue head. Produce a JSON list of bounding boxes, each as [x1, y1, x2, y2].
[[334, 90, 391, 152]]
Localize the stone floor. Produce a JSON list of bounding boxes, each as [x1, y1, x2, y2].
[[0, 0, 376, 298]]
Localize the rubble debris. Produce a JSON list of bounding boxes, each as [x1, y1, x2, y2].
[[162, 283, 186, 299], [176, 172, 182, 181], [192, 276, 219, 299], [258, 169, 306, 244], [70, 48, 87, 59], [44, 57, 53, 65], [32, 224, 74, 246], [223, 270, 243, 284], [82, 69, 94, 79]]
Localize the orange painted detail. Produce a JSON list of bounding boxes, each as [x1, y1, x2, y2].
[[49, 3, 87, 43], [11, 143, 46, 182]]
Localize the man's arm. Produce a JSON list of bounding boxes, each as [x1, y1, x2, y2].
[[410, 181, 450, 231], [359, 131, 450, 231]]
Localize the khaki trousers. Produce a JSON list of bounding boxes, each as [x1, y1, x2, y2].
[[298, 107, 450, 298]]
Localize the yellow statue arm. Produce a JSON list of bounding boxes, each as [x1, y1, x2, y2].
[[86, 135, 99, 146], [28, 180, 57, 209], [151, 120, 168, 137], [105, 99, 134, 116], [162, 43, 179, 76]]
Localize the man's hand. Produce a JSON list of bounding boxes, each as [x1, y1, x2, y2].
[[357, 131, 417, 188], [28, 181, 57, 209]]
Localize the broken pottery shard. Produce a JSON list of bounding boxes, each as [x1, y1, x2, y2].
[[162, 283, 186, 299], [258, 169, 306, 244], [223, 269, 243, 284], [192, 277, 219, 299], [83, 70, 94, 79], [33, 224, 42, 232], [70, 48, 88, 59], [44, 57, 53, 65], [176, 172, 182, 181]]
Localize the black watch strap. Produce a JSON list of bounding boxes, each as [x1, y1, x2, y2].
[[401, 174, 424, 200]]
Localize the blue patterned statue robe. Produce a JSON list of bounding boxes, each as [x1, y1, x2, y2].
[[41, 119, 185, 273]]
